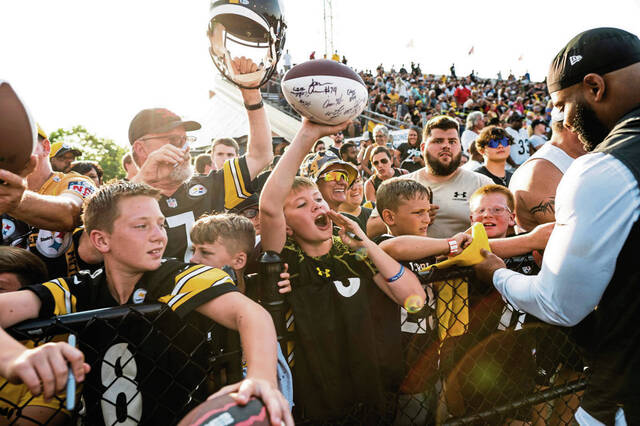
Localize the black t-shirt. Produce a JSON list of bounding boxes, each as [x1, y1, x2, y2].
[[400, 158, 423, 173], [340, 207, 373, 233], [26, 259, 238, 425], [474, 165, 513, 187], [161, 156, 255, 262], [280, 236, 402, 422], [27, 227, 100, 280]]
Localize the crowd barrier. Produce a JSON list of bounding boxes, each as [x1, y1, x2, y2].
[[2, 254, 586, 425]]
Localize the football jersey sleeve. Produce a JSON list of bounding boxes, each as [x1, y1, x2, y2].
[[58, 174, 96, 201], [25, 278, 77, 318], [223, 156, 254, 210], [157, 264, 238, 318]]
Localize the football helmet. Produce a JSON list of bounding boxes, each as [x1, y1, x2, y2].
[[208, 0, 286, 89]]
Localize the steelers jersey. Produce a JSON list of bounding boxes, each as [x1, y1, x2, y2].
[[1, 214, 31, 248], [28, 227, 99, 280], [161, 156, 254, 262], [281, 236, 402, 422], [25, 259, 238, 425]]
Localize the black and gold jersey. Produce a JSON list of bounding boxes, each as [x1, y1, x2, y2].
[[281, 236, 402, 422], [160, 157, 254, 262], [25, 259, 238, 425], [27, 227, 100, 281]]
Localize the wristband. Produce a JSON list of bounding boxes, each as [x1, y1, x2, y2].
[[386, 265, 405, 283], [447, 238, 460, 256], [244, 100, 264, 111]]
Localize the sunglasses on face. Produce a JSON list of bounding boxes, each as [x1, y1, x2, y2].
[[372, 158, 389, 166], [486, 137, 510, 149], [239, 207, 258, 219], [319, 170, 348, 183]]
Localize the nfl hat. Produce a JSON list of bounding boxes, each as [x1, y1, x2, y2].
[[49, 142, 81, 158], [128, 108, 201, 145], [547, 27, 640, 93]]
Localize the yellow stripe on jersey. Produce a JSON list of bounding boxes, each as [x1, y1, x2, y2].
[[43, 279, 76, 315], [158, 265, 235, 311], [223, 157, 251, 210]]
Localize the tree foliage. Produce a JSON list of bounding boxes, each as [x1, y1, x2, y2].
[[49, 126, 127, 182]]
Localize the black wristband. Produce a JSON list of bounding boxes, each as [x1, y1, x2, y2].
[[244, 100, 264, 111]]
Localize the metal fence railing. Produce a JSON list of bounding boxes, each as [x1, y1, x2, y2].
[[2, 254, 586, 425]]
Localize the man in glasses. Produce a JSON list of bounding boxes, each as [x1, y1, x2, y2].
[[129, 78, 273, 262], [301, 151, 358, 211], [473, 126, 514, 187]]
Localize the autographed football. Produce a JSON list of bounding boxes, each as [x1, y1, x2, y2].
[[0, 81, 36, 174], [178, 394, 270, 426], [281, 59, 368, 125]]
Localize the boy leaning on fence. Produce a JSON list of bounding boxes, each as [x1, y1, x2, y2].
[[0, 181, 293, 426], [259, 117, 426, 423], [373, 177, 471, 424]]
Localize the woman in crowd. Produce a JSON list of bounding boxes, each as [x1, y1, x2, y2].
[[364, 146, 408, 202]]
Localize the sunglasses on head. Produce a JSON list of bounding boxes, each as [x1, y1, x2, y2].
[[239, 207, 258, 219], [319, 170, 348, 183], [487, 137, 510, 148], [372, 158, 389, 166]]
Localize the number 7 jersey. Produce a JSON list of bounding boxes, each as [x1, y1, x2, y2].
[[160, 156, 255, 262]]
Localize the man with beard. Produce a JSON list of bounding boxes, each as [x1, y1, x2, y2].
[[367, 116, 491, 238], [130, 68, 273, 262], [474, 27, 640, 425]]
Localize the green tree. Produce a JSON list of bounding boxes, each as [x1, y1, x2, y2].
[[49, 125, 128, 182]]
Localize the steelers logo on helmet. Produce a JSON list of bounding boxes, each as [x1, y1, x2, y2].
[[208, 0, 287, 89]]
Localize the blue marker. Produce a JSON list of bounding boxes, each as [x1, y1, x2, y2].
[[66, 334, 76, 411]]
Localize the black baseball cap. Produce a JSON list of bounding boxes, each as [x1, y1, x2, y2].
[[128, 108, 201, 145], [547, 27, 640, 93]]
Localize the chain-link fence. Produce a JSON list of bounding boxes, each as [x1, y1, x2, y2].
[[2, 254, 586, 425]]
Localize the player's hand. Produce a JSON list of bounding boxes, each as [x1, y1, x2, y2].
[[0, 168, 28, 214], [428, 203, 439, 223], [328, 210, 368, 249], [277, 263, 291, 294], [450, 232, 473, 254], [299, 118, 350, 140], [3, 342, 90, 401], [209, 378, 293, 426], [527, 221, 555, 250], [473, 249, 506, 285], [133, 144, 190, 187]]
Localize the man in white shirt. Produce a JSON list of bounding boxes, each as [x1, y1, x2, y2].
[[475, 27, 640, 426], [461, 111, 484, 153]]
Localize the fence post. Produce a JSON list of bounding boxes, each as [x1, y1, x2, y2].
[[259, 251, 287, 354]]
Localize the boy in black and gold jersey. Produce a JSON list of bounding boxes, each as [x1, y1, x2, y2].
[[0, 181, 292, 426], [260, 119, 426, 423]]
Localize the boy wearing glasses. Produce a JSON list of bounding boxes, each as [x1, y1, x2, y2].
[[260, 119, 426, 423], [473, 126, 514, 187]]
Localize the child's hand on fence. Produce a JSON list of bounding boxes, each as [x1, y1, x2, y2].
[[277, 263, 291, 294], [209, 378, 294, 426], [4, 342, 90, 401]]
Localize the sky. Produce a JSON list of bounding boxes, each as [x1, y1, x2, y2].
[[1, 0, 639, 148]]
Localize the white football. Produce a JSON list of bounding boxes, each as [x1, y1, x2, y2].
[[281, 60, 368, 125]]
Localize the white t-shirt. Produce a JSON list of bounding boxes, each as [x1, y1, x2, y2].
[[529, 134, 547, 149], [505, 127, 531, 166], [460, 129, 478, 153], [406, 168, 493, 238]]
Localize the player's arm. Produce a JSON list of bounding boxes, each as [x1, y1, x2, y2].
[[232, 58, 273, 180], [196, 292, 293, 426], [329, 211, 425, 307], [364, 178, 376, 202], [359, 145, 374, 176], [509, 160, 562, 232], [379, 233, 472, 261], [260, 119, 349, 253], [0, 290, 89, 400], [0, 170, 87, 232]]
